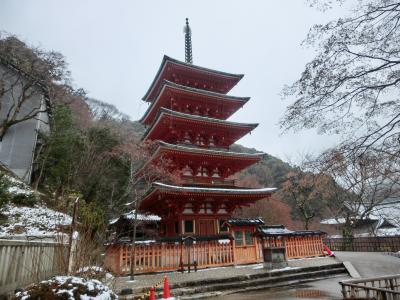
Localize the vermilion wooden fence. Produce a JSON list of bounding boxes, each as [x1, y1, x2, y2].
[[261, 236, 324, 259], [105, 240, 235, 274], [105, 235, 325, 275], [324, 236, 400, 252]]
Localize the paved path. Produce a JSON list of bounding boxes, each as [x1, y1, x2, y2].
[[115, 252, 400, 298], [334, 251, 400, 277], [210, 252, 400, 299], [115, 257, 337, 292], [209, 275, 348, 300]]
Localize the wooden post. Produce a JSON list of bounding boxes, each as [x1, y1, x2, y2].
[[180, 241, 184, 272], [232, 239, 237, 265], [67, 197, 79, 275], [130, 201, 139, 280]]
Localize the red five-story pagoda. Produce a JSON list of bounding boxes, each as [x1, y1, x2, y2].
[[138, 19, 276, 240]]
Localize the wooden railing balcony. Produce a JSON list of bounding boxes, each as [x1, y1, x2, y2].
[[182, 176, 235, 186]]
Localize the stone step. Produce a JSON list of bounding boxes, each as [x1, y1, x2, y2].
[[166, 267, 347, 297], [179, 274, 346, 300], [119, 263, 348, 299], [156, 262, 344, 292]]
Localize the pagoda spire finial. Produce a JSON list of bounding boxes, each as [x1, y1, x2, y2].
[[184, 18, 193, 64]]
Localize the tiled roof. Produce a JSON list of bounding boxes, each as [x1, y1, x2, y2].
[[140, 80, 250, 123], [109, 210, 161, 225], [157, 141, 264, 158], [227, 218, 265, 226], [142, 56, 244, 101], [256, 225, 325, 237], [153, 182, 277, 194]]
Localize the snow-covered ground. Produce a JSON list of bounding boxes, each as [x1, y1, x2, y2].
[[0, 170, 72, 239], [14, 276, 117, 300], [0, 204, 71, 238]]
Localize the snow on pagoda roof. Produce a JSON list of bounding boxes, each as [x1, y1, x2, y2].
[[140, 80, 250, 124], [157, 141, 264, 158], [153, 182, 277, 194], [143, 55, 244, 101]]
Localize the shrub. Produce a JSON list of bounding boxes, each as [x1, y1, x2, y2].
[[0, 173, 11, 209], [13, 276, 117, 300], [10, 192, 37, 207]]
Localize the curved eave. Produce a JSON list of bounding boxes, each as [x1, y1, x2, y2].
[[154, 182, 276, 194], [137, 141, 264, 178], [157, 141, 264, 160], [142, 108, 258, 141], [139, 182, 276, 210], [142, 55, 244, 102], [140, 80, 250, 125]]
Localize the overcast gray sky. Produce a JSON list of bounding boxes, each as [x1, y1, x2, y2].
[[0, 1, 347, 162]]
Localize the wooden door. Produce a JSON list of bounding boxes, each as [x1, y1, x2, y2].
[[198, 220, 215, 236], [233, 228, 258, 265]]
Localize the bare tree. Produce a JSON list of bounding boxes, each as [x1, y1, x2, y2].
[[281, 0, 400, 165], [0, 60, 48, 140], [109, 138, 180, 280], [313, 149, 399, 237], [280, 171, 329, 230], [0, 33, 72, 141]]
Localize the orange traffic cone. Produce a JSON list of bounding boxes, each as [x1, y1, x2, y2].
[[149, 287, 155, 300], [323, 244, 335, 257], [163, 275, 171, 299]]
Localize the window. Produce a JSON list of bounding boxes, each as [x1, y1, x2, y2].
[[161, 224, 167, 235], [219, 220, 228, 232], [184, 220, 194, 234], [234, 230, 243, 246], [245, 230, 254, 245], [175, 222, 179, 234]]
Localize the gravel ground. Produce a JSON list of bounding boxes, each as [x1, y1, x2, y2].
[[114, 256, 337, 293]]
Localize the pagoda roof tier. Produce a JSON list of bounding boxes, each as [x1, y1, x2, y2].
[[143, 55, 244, 102], [141, 141, 264, 179], [142, 108, 258, 146], [141, 81, 250, 125], [139, 182, 276, 213]]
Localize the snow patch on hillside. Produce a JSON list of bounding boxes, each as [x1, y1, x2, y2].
[[5, 174, 33, 195], [0, 204, 72, 237]]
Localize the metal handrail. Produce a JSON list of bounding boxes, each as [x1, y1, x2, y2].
[[340, 274, 400, 300]]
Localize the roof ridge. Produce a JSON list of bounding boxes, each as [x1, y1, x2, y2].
[[163, 55, 244, 78]]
